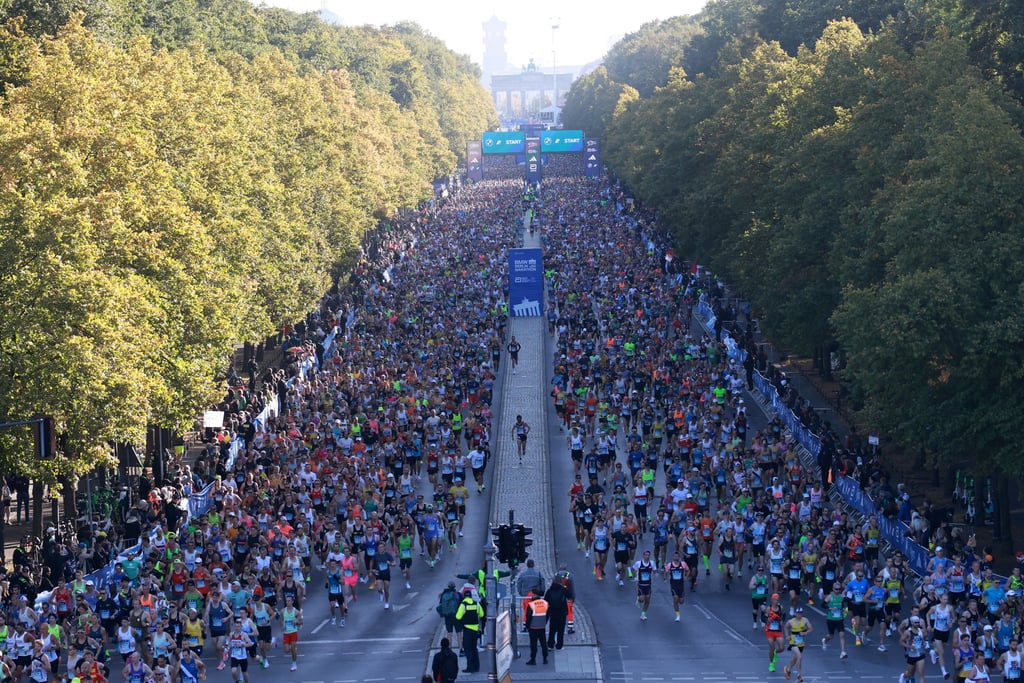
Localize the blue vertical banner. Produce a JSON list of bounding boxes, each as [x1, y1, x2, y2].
[[508, 248, 544, 316], [525, 136, 541, 184], [584, 138, 601, 177]]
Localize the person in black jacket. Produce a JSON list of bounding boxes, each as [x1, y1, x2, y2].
[[431, 637, 459, 683], [545, 579, 570, 650]]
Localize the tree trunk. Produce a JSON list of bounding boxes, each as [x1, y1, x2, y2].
[[62, 474, 77, 523], [997, 476, 1012, 547]]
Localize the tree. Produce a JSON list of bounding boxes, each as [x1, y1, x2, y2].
[[561, 66, 639, 142], [603, 16, 702, 98], [832, 35, 1024, 478]]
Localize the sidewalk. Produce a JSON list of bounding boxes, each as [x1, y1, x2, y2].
[[427, 224, 603, 681]]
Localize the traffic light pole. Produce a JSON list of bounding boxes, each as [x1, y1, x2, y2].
[[485, 536, 498, 683], [509, 509, 520, 659]]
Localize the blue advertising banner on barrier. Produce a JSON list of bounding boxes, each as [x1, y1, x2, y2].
[[751, 363, 933, 576], [688, 264, 993, 582], [187, 482, 216, 519], [508, 248, 543, 316], [835, 476, 930, 576]]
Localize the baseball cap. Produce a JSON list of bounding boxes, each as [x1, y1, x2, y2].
[[770, 593, 780, 600], [935, 546, 944, 552], [910, 615, 922, 623], [794, 606, 803, 613], [984, 625, 993, 631]]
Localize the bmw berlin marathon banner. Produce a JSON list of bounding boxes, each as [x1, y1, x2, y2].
[[508, 249, 544, 317]]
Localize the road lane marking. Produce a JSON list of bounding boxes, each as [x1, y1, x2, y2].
[[301, 637, 419, 644], [311, 618, 329, 634]]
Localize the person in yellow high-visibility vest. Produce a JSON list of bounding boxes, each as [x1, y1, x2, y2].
[[455, 591, 485, 674]]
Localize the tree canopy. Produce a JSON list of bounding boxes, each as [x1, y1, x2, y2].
[[561, 0, 1024, 478], [0, 3, 496, 480]]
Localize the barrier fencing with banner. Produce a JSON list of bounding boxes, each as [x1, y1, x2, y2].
[[693, 292, 934, 577]]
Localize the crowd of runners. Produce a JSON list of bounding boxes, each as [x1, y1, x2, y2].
[[2, 168, 1018, 683], [0, 178, 545, 683], [530, 176, 1019, 683]]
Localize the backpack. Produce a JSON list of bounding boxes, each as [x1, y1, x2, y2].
[[437, 589, 459, 617], [546, 585, 568, 612]]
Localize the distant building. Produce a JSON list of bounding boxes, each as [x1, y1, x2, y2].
[[482, 16, 587, 122], [482, 16, 511, 87], [490, 60, 575, 121]]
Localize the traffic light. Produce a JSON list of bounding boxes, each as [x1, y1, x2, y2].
[[38, 416, 57, 459], [491, 525, 512, 564], [510, 523, 533, 566]]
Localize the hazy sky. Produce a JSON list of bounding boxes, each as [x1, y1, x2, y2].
[[252, 0, 709, 69]]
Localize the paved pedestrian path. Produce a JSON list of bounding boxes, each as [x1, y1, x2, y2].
[[427, 219, 602, 681]]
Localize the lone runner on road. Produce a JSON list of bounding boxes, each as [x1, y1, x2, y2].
[[507, 336, 522, 374], [512, 415, 531, 463]]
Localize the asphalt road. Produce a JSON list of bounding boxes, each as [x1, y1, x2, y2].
[[540, 323, 906, 683], [105, 320, 915, 683]]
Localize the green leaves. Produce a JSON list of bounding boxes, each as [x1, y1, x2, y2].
[[581, 3, 1024, 477], [0, 10, 494, 478]]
